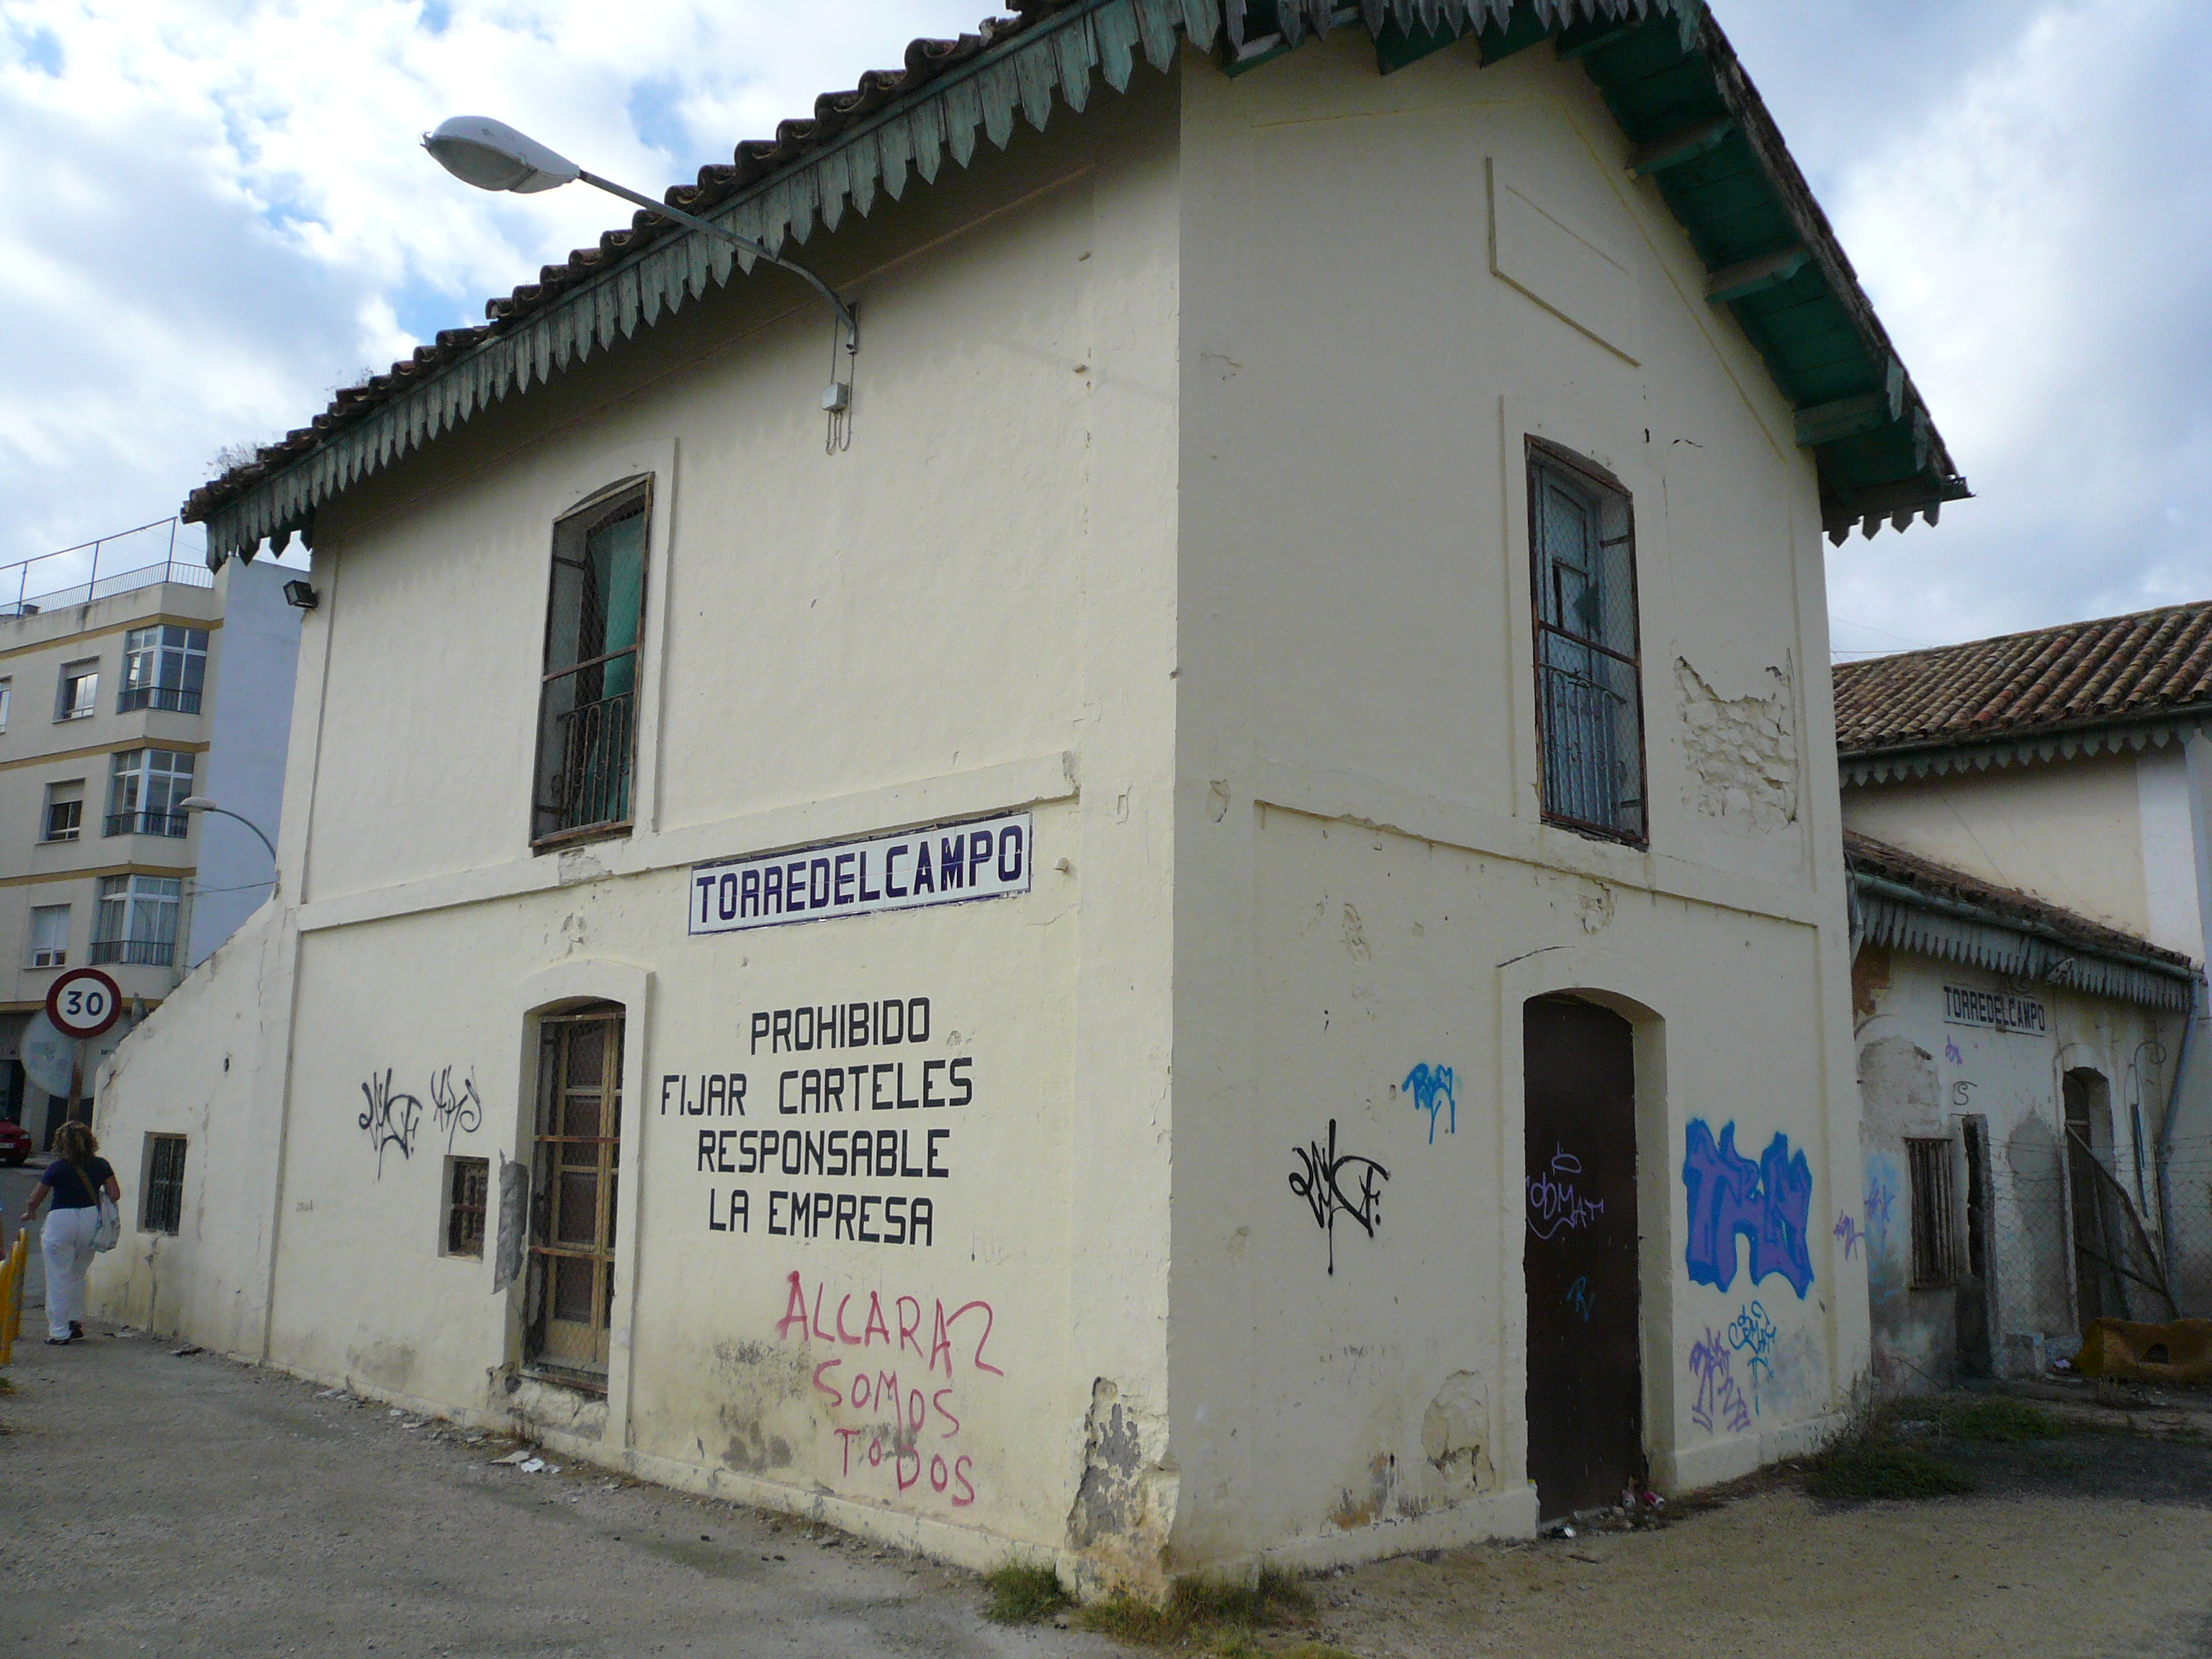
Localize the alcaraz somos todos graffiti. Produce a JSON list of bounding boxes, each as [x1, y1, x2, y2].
[[1681, 1120, 1814, 1298], [776, 1269, 1003, 1508]]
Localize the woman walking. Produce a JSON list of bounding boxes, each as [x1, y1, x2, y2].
[[19, 1122, 119, 1344]]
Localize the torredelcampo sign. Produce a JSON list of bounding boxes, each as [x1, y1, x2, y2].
[[1943, 984, 2049, 1035], [690, 812, 1033, 935]]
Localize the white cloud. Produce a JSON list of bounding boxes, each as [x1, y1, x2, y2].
[[0, 0, 982, 580]]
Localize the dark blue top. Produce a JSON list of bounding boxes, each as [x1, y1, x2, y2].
[[39, 1157, 114, 1209]]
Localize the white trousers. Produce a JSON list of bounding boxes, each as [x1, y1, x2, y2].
[[41, 1205, 97, 1341]]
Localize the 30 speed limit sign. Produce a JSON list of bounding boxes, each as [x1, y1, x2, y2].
[[46, 967, 123, 1040]]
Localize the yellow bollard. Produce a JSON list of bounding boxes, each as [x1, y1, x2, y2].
[[0, 1228, 25, 1364]]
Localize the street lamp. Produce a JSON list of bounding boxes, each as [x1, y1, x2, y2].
[[422, 116, 858, 354], [179, 796, 278, 863]]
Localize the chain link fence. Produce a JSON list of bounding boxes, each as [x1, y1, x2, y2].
[[2162, 1132, 2212, 1319]]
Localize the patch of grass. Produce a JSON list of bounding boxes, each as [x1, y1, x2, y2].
[[1941, 1398, 2064, 1443], [1079, 1568, 1316, 1647], [1206, 1637, 1356, 1659], [981, 1561, 1071, 1624], [1807, 1441, 1975, 1501]]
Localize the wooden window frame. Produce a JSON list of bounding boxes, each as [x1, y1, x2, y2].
[[530, 480, 652, 852], [1906, 1136, 1957, 1290], [1527, 438, 1647, 847], [524, 1004, 624, 1392]]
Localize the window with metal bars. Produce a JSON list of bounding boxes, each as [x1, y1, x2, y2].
[[1528, 441, 1645, 844], [526, 1006, 624, 1387], [141, 1133, 186, 1235], [1907, 1137, 1957, 1289], [444, 1156, 490, 1259], [532, 484, 649, 848]]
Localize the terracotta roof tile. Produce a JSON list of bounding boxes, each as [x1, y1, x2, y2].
[[1833, 601, 2212, 757]]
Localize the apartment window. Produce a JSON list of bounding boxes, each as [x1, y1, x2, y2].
[[91, 873, 181, 967], [55, 659, 99, 721], [27, 904, 69, 969], [445, 1156, 490, 1258], [120, 626, 209, 715], [0, 677, 12, 732], [106, 747, 194, 837], [527, 1005, 624, 1386], [41, 780, 84, 843], [1529, 441, 1645, 843], [141, 1133, 187, 1235], [533, 484, 649, 846], [1907, 1137, 1957, 1290]]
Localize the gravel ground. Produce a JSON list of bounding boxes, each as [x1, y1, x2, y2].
[[6, 1155, 2210, 1658]]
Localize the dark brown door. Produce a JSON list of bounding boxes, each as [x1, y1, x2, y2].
[[1524, 996, 1641, 1522]]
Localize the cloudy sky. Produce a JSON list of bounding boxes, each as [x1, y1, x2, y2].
[[1, 1, 2205, 656]]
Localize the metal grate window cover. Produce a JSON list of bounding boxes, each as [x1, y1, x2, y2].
[[533, 487, 648, 848], [446, 1156, 490, 1259], [143, 1133, 186, 1236], [1907, 1137, 1957, 1290], [1529, 441, 1645, 845]]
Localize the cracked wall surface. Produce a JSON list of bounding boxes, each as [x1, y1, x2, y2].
[[1066, 1380, 1176, 1591]]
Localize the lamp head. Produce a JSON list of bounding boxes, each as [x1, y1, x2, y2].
[[179, 796, 215, 813], [423, 116, 580, 194]]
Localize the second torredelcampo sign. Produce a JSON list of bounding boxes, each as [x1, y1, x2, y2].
[[690, 812, 1033, 935]]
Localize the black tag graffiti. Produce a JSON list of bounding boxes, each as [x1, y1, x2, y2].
[[359, 1069, 423, 1179], [430, 1067, 483, 1154], [1288, 1118, 1390, 1275]]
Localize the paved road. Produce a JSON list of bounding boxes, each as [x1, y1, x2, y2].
[[0, 1290, 1117, 1657]]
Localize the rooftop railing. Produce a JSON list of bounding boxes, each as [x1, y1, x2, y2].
[[0, 518, 213, 619]]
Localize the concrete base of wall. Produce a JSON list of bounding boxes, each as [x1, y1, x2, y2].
[[1256, 1485, 1539, 1575], [1665, 1411, 1845, 1492]]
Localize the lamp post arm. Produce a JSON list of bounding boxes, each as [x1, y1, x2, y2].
[[196, 805, 278, 865], [575, 171, 858, 353]]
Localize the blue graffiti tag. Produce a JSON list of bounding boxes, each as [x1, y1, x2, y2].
[[1727, 1301, 1778, 1415], [1565, 1276, 1594, 1323], [1681, 1120, 1815, 1298], [1403, 1064, 1457, 1144], [1833, 1212, 1863, 1261]]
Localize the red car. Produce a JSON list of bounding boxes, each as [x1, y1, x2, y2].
[[0, 1120, 31, 1166]]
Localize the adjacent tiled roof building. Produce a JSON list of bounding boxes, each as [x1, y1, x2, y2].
[[1835, 600, 2212, 782]]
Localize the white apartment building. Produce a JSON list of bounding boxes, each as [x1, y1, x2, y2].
[[0, 543, 297, 1147]]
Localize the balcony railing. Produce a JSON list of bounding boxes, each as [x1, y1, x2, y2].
[[536, 687, 635, 842], [89, 938, 174, 968], [118, 685, 203, 716], [104, 811, 189, 839], [0, 518, 214, 619]]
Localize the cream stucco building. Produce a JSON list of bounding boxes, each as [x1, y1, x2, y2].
[[91, 0, 1966, 1585], [1837, 603, 2212, 1370]]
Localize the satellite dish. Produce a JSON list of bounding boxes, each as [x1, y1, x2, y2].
[[21, 1010, 78, 1100]]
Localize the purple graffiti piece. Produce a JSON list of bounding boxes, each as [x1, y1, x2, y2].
[[1682, 1120, 1815, 1299]]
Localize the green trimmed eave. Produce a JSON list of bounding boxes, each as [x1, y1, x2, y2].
[[1552, 8, 1970, 543], [189, 0, 1965, 562]]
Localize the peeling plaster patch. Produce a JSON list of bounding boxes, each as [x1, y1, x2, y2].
[[508, 1375, 608, 1442], [348, 1341, 417, 1393], [1331, 1452, 1397, 1529], [712, 1339, 812, 1475], [1419, 1371, 1495, 1493], [557, 845, 613, 886], [1066, 1380, 1173, 1590], [1341, 904, 1371, 961], [1676, 657, 1799, 828]]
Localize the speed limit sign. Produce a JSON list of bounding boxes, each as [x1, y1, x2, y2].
[[46, 967, 123, 1040]]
